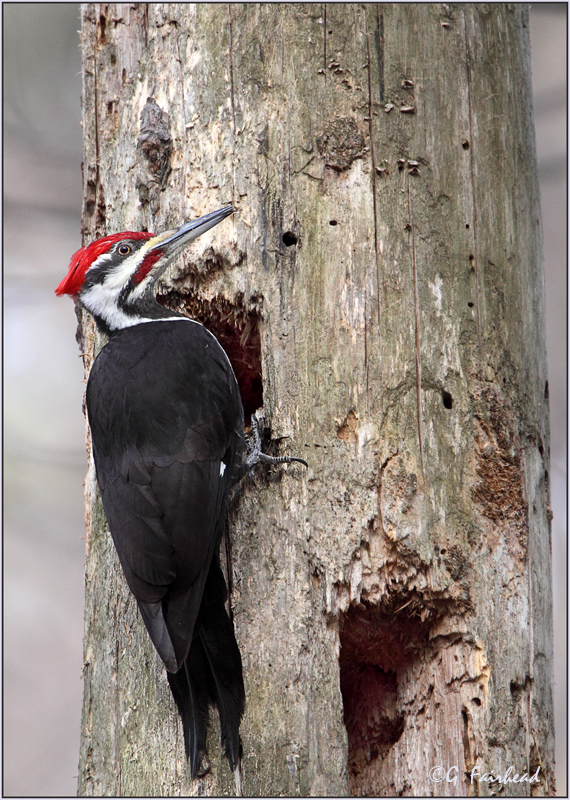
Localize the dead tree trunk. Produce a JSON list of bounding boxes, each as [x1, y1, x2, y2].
[[77, 3, 554, 796]]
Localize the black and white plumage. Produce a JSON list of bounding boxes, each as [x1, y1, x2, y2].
[[87, 317, 245, 774], [56, 206, 306, 780]]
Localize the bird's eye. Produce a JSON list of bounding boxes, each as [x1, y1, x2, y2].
[[118, 244, 131, 255]]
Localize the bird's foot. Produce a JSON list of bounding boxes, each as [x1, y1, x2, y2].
[[244, 415, 308, 479]]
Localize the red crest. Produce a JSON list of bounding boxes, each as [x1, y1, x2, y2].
[[55, 231, 155, 296]]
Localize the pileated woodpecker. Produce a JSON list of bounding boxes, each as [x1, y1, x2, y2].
[[56, 206, 306, 781]]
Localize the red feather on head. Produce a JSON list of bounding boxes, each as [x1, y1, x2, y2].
[[55, 231, 155, 297]]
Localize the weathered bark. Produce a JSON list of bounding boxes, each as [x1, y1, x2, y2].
[[77, 3, 554, 796]]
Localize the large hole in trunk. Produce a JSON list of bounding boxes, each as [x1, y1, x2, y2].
[[157, 289, 263, 419], [339, 601, 431, 793]]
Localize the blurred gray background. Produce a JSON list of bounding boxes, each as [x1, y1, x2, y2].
[[4, 4, 566, 796]]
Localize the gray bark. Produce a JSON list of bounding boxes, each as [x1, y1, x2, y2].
[[77, 3, 554, 796]]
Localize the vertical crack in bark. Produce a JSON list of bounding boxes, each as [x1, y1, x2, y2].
[[365, 26, 381, 408], [93, 67, 100, 201], [115, 637, 121, 796], [227, 4, 237, 135], [322, 5, 327, 75], [141, 3, 149, 49], [366, 31, 381, 328], [172, 18, 188, 205], [88, 8, 108, 239], [91, 15, 101, 240], [462, 9, 483, 376], [375, 6, 384, 105], [526, 569, 534, 767], [364, 294, 369, 398], [407, 176, 424, 478], [227, 4, 237, 206]]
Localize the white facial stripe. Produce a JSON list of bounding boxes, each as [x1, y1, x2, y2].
[[81, 282, 155, 329]]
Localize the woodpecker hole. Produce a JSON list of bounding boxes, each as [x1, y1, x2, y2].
[[467, 301, 474, 308], [465, 223, 470, 229], [339, 602, 431, 794], [462, 139, 470, 150], [442, 390, 453, 410], [544, 381, 549, 400], [330, 219, 338, 226], [156, 290, 263, 418], [282, 231, 298, 247]]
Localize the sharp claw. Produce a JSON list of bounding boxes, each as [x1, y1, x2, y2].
[[245, 415, 308, 473]]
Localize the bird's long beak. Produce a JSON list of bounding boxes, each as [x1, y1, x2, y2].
[[147, 205, 235, 258]]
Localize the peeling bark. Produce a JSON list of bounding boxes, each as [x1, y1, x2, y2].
[[77, 4, 554, 796]]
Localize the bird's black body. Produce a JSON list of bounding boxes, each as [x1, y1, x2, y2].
[[87, 318, 246, 774], [57, 206, 306, 783]]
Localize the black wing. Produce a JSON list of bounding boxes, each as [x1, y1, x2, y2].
[[86, 320, 245, 672]]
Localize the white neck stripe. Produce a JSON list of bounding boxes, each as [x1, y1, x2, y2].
[[137, 317, 198, 324]]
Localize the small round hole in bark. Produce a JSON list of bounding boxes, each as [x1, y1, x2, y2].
[[467, 301, 474, 308], [282, 231, 298, 246], [462, 140, 470, 149], [465, 223, 470, 229], [442, 390, 453, 409], [330, 219, 338, 226]]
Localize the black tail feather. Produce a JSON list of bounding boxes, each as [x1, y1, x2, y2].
[[200, 614, 245, 770], [166, 557, 245, 776], [199, 558, 245, 771], [167, 638, 210, 777]]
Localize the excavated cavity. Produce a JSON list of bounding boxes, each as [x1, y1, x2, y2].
[[156, 289, 263, 419], [339, 601, 431, 792]]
